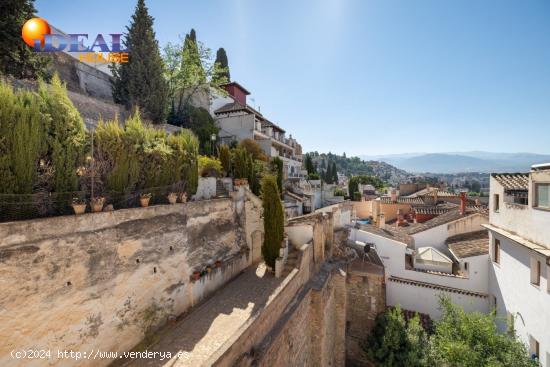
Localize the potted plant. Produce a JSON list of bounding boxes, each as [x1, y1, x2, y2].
[[215, 260, 222, 268], [140, 193, 152, 207], [91, 196, 105, 213], [167, 192, 178, 205], [179, 192, 188, 203], [234, 178, 242, 186], [72, 197, 86, 215]]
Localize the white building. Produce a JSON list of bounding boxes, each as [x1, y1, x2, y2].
[[351, 203, 490, 320], [485, 164, 550, 364], [211, 82, 303, 179]]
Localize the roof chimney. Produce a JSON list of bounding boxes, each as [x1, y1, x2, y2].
[[222, 82, 250, 105], [459, 192, 466, 216]]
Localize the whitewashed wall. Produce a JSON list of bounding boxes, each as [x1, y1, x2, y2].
[[488, 231, 550, 365]]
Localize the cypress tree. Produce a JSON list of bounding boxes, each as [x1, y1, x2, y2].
[[270, 156, 283, 195], [217, 144, 231, 177], [332, 161, 338, 183], [304, 153, 315, 175], [325, 162, 333, 184], [214, 47, 230, 81], [111, 0, 168, 123], [0, 0, 50, 79], [261, 174, 284, 269], [38, 74, 86, 193]]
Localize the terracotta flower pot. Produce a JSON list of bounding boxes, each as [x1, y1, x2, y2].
[[206, 266, 212, 274], [168, 193, 178, 205], [191, 271, 201, 281], [140, 197, 151, 207], [91, 197, 105, 213], [215, 260, 222, 268], [179, 192, 188, 203], [72, 203, 86, 215]]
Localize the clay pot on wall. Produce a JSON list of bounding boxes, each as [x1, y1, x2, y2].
[[72, 203, 86, 215], [191, 271, 201, 281], [179, 192, 188, 203], [167, 193, 178, 205], [215, 260, 222, 268], [91, 197, 105, 213], [140, 194, 152, 207]]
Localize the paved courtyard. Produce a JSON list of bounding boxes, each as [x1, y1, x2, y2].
[[122, 264, 282, 367]]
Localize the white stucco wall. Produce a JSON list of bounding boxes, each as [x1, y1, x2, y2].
[[490, 173, 550, 249], [351, 228, 489, 319], [194, 177, 217, 200], [488, 231, 550, 365]]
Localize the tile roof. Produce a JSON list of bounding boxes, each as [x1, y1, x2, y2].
[[414, 207, 451, 215], [492, 173, 529, 191], [407, 188, 459, 198], [405, 207, 487, 235], [358, 223, 414, 247], [214, 101, 250, 114], [389, 276, 488, 298], [447, 230, 489, 259], [380, 196, 425, 205]]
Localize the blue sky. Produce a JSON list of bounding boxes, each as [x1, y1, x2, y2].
[[36, 0, 550, 156]]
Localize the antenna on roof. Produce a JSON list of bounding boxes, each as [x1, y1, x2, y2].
[[249, 97, 256, 108]]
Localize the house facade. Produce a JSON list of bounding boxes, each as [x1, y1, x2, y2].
[[485, 165, 550, 364], [211, 82, 303, 179]]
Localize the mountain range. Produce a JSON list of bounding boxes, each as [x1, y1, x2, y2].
[[359, 152, 550, 174]]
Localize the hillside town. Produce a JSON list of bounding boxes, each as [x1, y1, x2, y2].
[[1, 1, 549, 367]]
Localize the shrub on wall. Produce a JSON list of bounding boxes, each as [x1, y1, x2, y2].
[[198, 155, 222, 177], [217, 144, 231, 176], [232, 146, 249, 179], [261, 174, 284, 269], [0, 80, 46, 194], [38, 74, 86, 193]]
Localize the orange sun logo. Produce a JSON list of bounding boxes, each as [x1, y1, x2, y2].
[[22, 18, 51, 47]]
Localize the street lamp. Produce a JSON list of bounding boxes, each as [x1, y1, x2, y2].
[[210, 134, 217, 156]]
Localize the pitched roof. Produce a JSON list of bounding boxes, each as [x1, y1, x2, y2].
[[358, 223, 414, 247], [492, 173, 529, 191], [380, 196, 425, 205], [416, 247, 453, 263], [447, 230, 489, 259], [214, 101, 250, 114], [389, 276, 488, 298], [407, 188, 458, 198], [405, 207, 487, 235], [414, 207, 451, 215]]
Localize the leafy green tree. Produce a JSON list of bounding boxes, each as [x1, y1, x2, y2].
[[111, 0, 168, 123], [38, 74, 86, 193], [270, 156, 284, 194], [185, 106, 219, 155], [364, 305, 424, 367], [349, 175, 385, 201], [213, 47, 230, 82], [429, 297, 535, 367], [0, 0, 50, 79], [261, 174, 284, 269], [217, 144, 231, 176]]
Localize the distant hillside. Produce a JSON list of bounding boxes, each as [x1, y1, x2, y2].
[[360, 152, 550, 174], [308, 152, 412, 185]]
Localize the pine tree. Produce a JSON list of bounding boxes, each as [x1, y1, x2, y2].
[[214, 47, 230, 81], [261, 174, 284, 269], [111, 0, 168, 123], [0, 0, 50, 79]]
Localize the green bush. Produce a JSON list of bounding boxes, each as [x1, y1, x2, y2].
[[261, 174, 284, 269], [198, 155, 222, 177], [0, 80, 46, 194], [39, 74, 86, 193], [232, 146, 249, 179], [217, 144, 231, 176]]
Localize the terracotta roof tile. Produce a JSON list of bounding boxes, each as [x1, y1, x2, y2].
[[447, 230, 489, 258]]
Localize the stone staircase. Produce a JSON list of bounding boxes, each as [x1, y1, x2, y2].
[[216, 180, 229, 198], [282, 247, 299, 278]]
